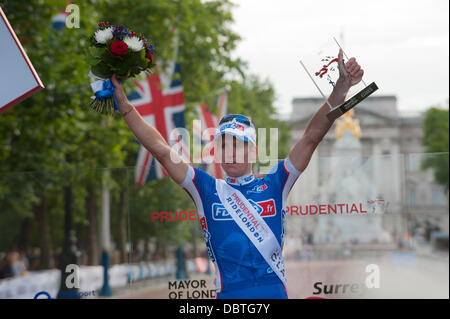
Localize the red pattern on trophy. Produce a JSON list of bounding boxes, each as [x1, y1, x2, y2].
[[315, 57, 339, 78]]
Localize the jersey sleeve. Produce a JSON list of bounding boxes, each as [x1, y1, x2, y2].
[[264, 156, 301, 205], [179, 165, 215, 219]]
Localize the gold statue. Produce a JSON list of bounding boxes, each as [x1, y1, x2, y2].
[[335, 109, 361, 140]]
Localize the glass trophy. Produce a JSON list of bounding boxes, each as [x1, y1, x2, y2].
[[299, 37, 378, 121]]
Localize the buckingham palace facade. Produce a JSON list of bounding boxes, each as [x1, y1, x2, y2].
[[284, 95, 449, 247]]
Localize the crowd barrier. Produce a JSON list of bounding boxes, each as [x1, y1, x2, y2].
[[0, 259, 199, 299]]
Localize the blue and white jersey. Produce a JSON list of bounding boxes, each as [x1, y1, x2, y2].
[[180, 157, 301, 298]]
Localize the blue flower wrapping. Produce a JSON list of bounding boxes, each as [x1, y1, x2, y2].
[[94, 79, 118, 110]]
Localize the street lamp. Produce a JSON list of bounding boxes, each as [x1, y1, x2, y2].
[[100, 169, 112, 297], [58, 157, 80, 298]]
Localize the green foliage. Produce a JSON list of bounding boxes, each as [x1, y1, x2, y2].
[[421, 106, 449, 192], [0, 0, 132, 253], [0, 0, 291, 261]]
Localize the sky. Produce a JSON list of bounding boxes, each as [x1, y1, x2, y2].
[[229, 0, 449, 117]]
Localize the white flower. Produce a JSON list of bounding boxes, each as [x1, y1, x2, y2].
[[94, 27, 113, 44], [124, 36, 144, 52]]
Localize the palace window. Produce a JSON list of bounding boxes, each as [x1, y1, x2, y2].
[[406, 187, 416, 206]]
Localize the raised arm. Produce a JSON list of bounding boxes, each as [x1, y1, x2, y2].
[[111, 75, 189, 184], [289, 49, 364, 172]]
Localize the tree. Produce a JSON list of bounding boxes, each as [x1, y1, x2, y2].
[[0, 1, 292, 268], [0, 1, 131, 265], [421, 106, 449, 193]]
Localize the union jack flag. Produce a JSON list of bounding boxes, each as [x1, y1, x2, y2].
[[128, 61, 190, 185], [194, 91, 228, 179]]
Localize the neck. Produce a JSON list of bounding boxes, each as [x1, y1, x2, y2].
[[227, 167, 252, 178]]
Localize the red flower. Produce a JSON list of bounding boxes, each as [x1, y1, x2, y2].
[[110, 40, 128, 56], [146, 51, 153, 63]]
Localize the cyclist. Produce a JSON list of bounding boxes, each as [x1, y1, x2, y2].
[[111, 49, 363, 298]]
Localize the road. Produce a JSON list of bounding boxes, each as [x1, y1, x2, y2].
[[114, 254, 449, 299]]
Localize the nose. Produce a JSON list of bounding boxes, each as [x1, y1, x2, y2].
[[223, 145, 236, 163]]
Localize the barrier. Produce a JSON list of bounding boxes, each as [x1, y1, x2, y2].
[[0, 269, 59, 299], [0, 259, 195, 299]]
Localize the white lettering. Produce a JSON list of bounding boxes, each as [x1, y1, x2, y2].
[[65, 4, 80, 29], [65, 264, 80, 289], [365, 264, 380, 289]]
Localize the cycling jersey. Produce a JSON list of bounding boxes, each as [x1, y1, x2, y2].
[[180, 157, 301, 299]]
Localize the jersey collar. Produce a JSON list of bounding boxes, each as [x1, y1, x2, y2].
[[225, 172, 255, 186]]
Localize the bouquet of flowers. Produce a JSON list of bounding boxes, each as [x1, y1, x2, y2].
[[87, 22, 155, 115]]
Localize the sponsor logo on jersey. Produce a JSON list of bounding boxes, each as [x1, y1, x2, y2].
[[227, 174, 254, 185], [220, 121, 245, 132], [248, 183, 268, 193], [200, 217, 216, 262], [212, 199, 276, 221], [200, 216, 208, 230]]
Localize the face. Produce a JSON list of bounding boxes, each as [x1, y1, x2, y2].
[[215, 134, 257, 177]]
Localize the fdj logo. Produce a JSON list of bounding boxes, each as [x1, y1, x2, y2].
[[212, 204, 229, 219], [230, 122, 244, 131], [212, 199, 276, 220], [249, 184, 268, 193]]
